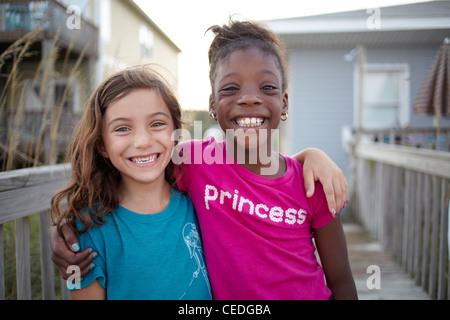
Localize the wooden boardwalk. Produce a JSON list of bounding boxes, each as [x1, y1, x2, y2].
[[344, 223, 430, 300]]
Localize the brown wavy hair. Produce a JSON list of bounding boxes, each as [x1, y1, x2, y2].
[[207, 18, 289, 94], [51, 65, 183, 234]]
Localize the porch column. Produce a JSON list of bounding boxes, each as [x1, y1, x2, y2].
[[40, 39, 55, 165]]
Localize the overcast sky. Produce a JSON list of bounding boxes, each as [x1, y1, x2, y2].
[[134, 0, 431, 110]]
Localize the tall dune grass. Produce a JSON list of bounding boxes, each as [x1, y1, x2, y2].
[[0, 23, 90, 299], [0, 25, 87, 171]]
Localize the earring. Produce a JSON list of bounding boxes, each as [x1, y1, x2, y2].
[[209, 111, 217, 121], [281, 113, 288, 121]]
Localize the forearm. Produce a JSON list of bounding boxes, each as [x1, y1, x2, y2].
[[291, 147, 324, 164], [328, 275, 358, 300], [70, 280, 105, 300], [292, 147, 348, 215], [314, 218, 358, 300]]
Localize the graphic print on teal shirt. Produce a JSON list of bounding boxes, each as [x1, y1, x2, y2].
[[180, 222, 212, 299]]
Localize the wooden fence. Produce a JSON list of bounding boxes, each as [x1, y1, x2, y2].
[[349, 142, 450, 299], [0, 163, 70, 299], [360, 127, 450, 152]]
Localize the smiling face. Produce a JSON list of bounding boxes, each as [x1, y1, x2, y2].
[[210, 47, 288, 153], [101, 88, 175, 191]]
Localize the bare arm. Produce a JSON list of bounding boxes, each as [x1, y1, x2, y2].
[[70, 280, 105, 300], [313, 218, 358, 300], [292, 148, 348, 216]]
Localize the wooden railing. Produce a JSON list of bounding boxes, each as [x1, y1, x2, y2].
[[348, 141, 450, 299], [360, 127, 450, 152], [0, 163, 70, 299]]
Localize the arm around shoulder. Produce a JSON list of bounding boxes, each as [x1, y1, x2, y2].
[[292, 148, 348, 216], [50, 223, 97, 280]]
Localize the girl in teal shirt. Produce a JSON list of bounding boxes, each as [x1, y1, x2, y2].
[[51, 66, 211, 299]]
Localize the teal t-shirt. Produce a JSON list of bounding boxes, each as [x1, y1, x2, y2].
[[69, 189, 212, 300]]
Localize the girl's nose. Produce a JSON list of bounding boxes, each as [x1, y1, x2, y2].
[[237, 91, 262, 106], [134, 130, 153, 148]]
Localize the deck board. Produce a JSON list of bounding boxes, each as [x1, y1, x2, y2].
[[344, 223, 431, 300]]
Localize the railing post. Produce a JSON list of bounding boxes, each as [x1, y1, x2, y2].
[[61, 278, 71, 300], [15, 216, 31, 300], [0, 225, 4, 300], [402, 169, 411, 270], [393, 165, 401, 254], [421, 174, 432, 290], [40, 210, 55, 300], [413, 173, 424, 285], [429, 176, 440, 299], [437, 179, 449, 299]]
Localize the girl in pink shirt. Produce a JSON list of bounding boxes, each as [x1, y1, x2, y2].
[[175, 19, 356, 299]]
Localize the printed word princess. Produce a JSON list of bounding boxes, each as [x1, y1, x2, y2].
[[204, 184, 308, 226]]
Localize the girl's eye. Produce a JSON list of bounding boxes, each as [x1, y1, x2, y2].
[[262, 85, 277, 91], [219, 86, 239, 94], [151, 121, 168, 129], [115, 126, 130, 132]]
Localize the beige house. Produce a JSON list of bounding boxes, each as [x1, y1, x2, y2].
[[0, 0, 180, 169], [97, 0, 181, 86], [53, 0, 181, 98]]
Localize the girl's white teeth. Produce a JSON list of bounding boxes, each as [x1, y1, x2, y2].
[[130, 154, 158, 164], [236, 117, 264, 127]]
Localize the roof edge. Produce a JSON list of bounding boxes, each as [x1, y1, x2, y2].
[[125, 0, 181, 53]]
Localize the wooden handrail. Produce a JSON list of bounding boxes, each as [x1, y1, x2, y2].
[[0, 163, 71, 224], [0, 163, 71, 299], [355, 143, 450, 179]]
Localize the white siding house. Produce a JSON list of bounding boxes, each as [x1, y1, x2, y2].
[[265, 1, 450, 176]]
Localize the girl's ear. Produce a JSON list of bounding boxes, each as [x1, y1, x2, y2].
[[97, 141, 109, 158], [208, 94, 215, 112], [209, 94, 217, 121], [282, 92, 289, 115]]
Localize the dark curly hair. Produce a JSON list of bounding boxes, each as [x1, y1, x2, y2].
[[207, 18, 288, 94]]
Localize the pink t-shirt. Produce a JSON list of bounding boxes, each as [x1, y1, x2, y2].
[[176, 138, 333, 300]]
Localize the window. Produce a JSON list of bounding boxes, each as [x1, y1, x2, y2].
[[139, 24, 154, 60], [356, 64, 410, 129]]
